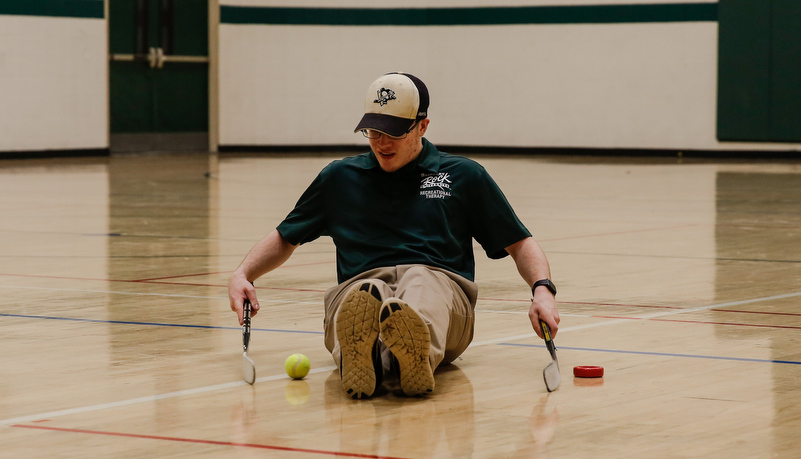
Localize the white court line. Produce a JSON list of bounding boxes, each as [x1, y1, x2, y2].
[[470, 291, 801, 347], [4, 291, 800, 427], [0, 366, 337, 427]]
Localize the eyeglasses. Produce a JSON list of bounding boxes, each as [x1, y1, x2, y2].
[[360, 121, 419, 140]]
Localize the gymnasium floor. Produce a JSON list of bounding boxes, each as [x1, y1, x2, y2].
[[1, 151, 800, 458]]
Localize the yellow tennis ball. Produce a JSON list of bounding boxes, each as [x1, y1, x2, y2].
[[285, 353, 310, 379]]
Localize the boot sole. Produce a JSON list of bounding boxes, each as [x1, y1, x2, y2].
[[336, 283, 383, 399], [380, 300, 434, 396]]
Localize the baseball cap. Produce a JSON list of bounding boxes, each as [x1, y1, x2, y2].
[[354, 72, 429, 137]]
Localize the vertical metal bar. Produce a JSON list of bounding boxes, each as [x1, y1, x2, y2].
[[134, 0, 149, 56], [105, 0, 110, 149], [159, 0, 175, 55], [209, 0, 219, 152]]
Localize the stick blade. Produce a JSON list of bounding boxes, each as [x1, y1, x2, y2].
[[243, 352, 256, 385], [543, 360, 561, 392]]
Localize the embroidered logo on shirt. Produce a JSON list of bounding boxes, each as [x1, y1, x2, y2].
[[420, 172, 452, 199], [374, 88, 396, 106]]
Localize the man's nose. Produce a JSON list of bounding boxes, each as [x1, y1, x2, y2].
[[376, 134, 394, 145]]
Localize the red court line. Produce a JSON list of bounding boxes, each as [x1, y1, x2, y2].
[[282, 261, 337, 268], [484, 298, 801, 318], [590, 315, 801, 330], [4, 272, 799, 320], [139, 280, 327, 293], [0, 272, 327, 293], [0, 273, 231, 290], [711, 308, 801, 317], [650, 318, 801, 330], [482, 297, 686, 310], [0, 272, 115, 283], [561, 300, 685, 310], [130, 280, 228, 288], [131, 262, 333, 282], [538, 223, 699, 242], [12, 424, 409, 459], [134, 271, 233, 282]]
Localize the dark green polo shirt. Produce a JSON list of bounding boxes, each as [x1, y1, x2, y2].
[[277, 138, 531, 283]]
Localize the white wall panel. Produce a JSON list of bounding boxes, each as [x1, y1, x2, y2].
[[0, 15, 107, 152], [219, 19, 725, 149], [215, 1, 801, 151]]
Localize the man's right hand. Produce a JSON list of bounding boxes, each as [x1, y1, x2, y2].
[[227, 229, 298, 325], [229, 273, 259, 325]]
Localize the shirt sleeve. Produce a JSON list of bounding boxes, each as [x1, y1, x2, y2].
[[467, 164, 532, 259], [276, 165, 330, 246]]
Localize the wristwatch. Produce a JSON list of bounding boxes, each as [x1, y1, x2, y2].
[[531, 279, 557, 297]]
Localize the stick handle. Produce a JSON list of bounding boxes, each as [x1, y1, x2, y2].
[[243, 300, 252, 351], [540, 320, 557, 360]]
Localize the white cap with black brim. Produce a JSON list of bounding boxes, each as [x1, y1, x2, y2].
[[354, 72, 429, 138]]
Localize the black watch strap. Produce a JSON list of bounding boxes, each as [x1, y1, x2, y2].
[[532, 279, 557, 297]]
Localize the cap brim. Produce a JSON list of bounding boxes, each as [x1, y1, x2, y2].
[[354, 113, 414, 138]]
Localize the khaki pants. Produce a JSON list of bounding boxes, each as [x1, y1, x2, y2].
[[323, 265, 478, 372]]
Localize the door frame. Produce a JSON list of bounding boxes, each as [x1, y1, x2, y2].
[[208, 0, 218, 153], [104, 0, 219, 152]]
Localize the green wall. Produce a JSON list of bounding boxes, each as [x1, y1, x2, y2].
[[0, 0, 103, 18], [220, 3, 717, 25], [718, 0, 801, 142]]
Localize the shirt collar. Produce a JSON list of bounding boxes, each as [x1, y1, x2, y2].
[[355, 138, 441, 173], [416, 138, 440, 173]]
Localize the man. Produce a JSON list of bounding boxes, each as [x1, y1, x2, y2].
[[228, 72, 559, 398]]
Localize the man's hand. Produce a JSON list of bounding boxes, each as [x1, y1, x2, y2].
[[227, 229, 298, 325], [529, 288, 559, 339], [229, 273, 259, 325]]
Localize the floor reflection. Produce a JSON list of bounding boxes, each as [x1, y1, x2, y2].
[[512, 395, 560, 458], [715, 171, 801, 458], [323, 364, 476, 457], [104, 154, 219, 388]]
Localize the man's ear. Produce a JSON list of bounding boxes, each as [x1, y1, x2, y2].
[[418, 118, 430, 136]]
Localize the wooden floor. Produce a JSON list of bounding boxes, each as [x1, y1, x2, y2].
[[1, 152, 800, 458]]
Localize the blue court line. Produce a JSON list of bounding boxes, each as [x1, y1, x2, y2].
[[6, 313, 798, 364], [500, 343, 801, 366], [0, 313, 324, 335]]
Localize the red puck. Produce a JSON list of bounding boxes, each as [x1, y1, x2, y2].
[[573, 366, 604, 378]]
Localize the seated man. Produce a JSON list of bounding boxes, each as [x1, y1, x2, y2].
[[228, 72, 560, 398]]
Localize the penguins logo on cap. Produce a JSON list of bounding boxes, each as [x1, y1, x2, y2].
[[373, 88, 396, 106]]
